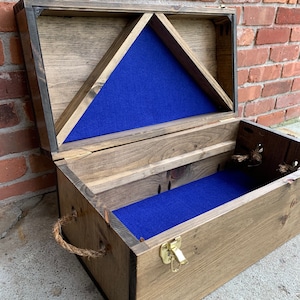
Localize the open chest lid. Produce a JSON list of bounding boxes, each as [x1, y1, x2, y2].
[[15, 0, 237, 159]]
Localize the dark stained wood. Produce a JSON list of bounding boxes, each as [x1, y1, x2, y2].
[[15, 8, 57, 152], [57, 167, 138, 300], [15, 0, 236, 154], [65, 120, 239, 185], [21, 0, 236, 16], [215, 15, 237, 106], [55, 112, 235, 159], [167, 16, 218, 78], [91, 150, 233, 210], [150, 13, 233, 111], [37, 15, 130, 124], [234, 120, 292, 184], [284, 137, 300, 167], [134, 176, 300, 299], [55, 13, 153, 146]]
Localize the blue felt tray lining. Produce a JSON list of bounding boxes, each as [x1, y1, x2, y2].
[[113, 169, 259, 240]]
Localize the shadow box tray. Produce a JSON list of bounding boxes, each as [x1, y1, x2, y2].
[[15, 1, 300, 299]]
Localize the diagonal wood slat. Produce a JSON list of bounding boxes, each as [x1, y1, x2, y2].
[[151, 13, 233, 111], [55, 13, 153, 146]]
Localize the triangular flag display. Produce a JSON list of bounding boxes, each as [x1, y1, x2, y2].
[[65, 26, 217, 143]]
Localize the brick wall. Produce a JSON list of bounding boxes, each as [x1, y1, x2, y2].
[[0, 0, 299, 203], [0, 2, 56, 203], [234, 1, 300, 126]]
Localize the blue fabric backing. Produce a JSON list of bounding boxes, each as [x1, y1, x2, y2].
[[65, 26, 217, 143], [113, 170, 259, 240]]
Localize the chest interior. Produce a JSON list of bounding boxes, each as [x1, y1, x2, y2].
[[63, 119, 298, 241]]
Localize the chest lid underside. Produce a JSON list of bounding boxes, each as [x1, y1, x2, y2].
[[15, 1, 237, 157]]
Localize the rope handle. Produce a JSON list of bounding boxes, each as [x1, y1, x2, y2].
[[53, 211, 107, 259]]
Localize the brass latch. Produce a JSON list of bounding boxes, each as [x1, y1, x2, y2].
[[160, 236, 188, 272]]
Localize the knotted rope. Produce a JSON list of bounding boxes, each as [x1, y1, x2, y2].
[[53, 212, 107, 259]]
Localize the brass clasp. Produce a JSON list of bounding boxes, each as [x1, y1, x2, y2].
[[160, 236, 188, 272]]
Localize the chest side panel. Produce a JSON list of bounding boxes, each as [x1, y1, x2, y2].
[[134, 178, 300, 299], [56, 167, 135, 300]]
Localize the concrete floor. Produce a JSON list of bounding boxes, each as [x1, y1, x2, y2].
[[0, 191, 300, 300], [1, 120, 300, 299]]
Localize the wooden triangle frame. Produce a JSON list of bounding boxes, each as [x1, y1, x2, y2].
[[55, 13, 233, 147]]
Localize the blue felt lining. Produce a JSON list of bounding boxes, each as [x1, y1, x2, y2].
[[113, 170, 259, 240], [65, 26, 217, 143]]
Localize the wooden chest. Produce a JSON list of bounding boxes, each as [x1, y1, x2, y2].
[[15, 1, 300, 299]]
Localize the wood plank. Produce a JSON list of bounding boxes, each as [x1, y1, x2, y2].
[[55, 13, 153, 146], [168, 17, 217, 78], [24, 0, 236, 16], [92, 150, 233, 211], [37, 15, 129, 123], [56, 112, 236, 157], [283, 137, 300, 166], [65, 119, 239, 185], [235, 120, 292, 183], [57, 167, 134, 300], [150, 13, 233, 111], [215, 15, 236, 103], [133, 174, 300, 299], [88, 141, 235, 194], [15, 8, 57, 152]]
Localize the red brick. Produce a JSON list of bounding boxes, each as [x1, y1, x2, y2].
[[0, 172, 56, 201], [263, 0, 288, 3], [243, 6, 275, 26], [248, 65, 282, 83], [256, 28, 290, 45], [244, 98, 276, 117], [0, 102, 19, 128], [292, 78, 300, 91], [234, 6, 242, 24], [257, 110, 285, 126], [0, 40, 4, 66], [0, 128, 39, 156], [237, 48, 269, 67], [282, 62, 300, 77], [276, 92, 300, 108], [10, 36, 24, 65], [276, 7, 300, 24], [237, 28, 255, 46], [0, 156, 27, 183], [238, 69, 249, 85], [222, 0, 260, 3], [270, 45, 300, 62], [29, 153, 55, 173], [0, 3, 17, 32], [238, 85, 262, 103], [291, 27, 300, 42], [0, 71, 28, 100], [262, 80, 292, 97], [286, 106, 300, 120]]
